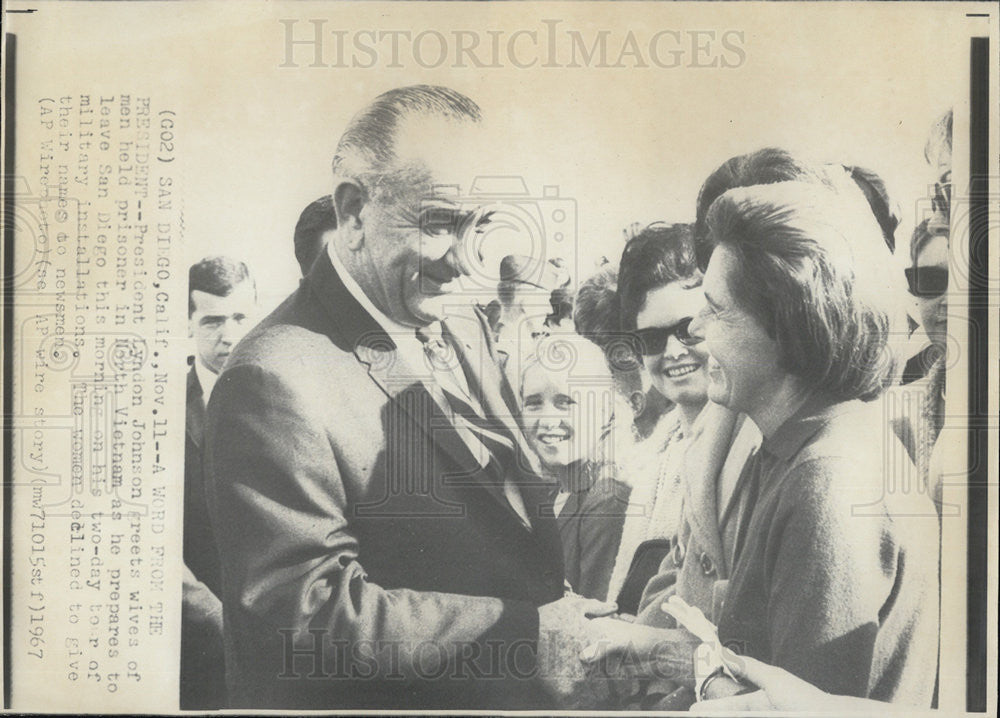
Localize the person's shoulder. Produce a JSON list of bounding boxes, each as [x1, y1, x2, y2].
[[776, 444, 904, 542], [580, 473, 632, 515], [778, 454, 862, 504], [790, 400, 883, 465], [211, 289, 372, 418], [228, 284, 352, 373], [774, 405, 881, 503]]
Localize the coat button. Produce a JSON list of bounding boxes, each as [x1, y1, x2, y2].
[[700, 552, 715, 576], [673, 541, 686, 566]]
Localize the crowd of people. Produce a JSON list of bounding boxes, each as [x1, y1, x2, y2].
[[180, 85, 953, 712]]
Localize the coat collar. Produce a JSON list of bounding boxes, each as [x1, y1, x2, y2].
[[681, 403, 741, 576], [304, 251, 540, 532], [304, 247, 387, 353], [762, 396, 858, 462]]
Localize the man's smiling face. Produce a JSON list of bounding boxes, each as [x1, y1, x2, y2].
[[355, 119, 491, 326]]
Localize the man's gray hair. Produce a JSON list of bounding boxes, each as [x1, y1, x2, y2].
[[332, 85, 481, 201]]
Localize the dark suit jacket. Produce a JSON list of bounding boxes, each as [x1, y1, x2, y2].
[[182, 364, 226, 708], [555, 473, 630, 601], [184, 365, 222, 594], [204, 253, 565, 709]]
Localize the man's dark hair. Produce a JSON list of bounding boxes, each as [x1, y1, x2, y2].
[[294, 195, 337, 276], [331, 85, 481, 202], [694, 148, 833, 269], [188, 256, 255, 317]]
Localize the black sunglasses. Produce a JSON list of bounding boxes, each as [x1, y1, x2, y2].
[[905, 266, 948, 298], [633, 317, 700, 356]]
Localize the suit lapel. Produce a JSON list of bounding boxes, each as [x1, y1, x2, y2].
[[444, 315, 542, 475], [355, 336, 507, 499], [306, 253, 535, 532], [442, 315, 565, 566], [186, 365, 205, 449]]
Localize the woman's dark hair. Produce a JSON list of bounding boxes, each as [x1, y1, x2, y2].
[[694, 148, 833, 270], [617, 223, 700, 332], [574, 264, 640, 376], [574, 264, 620, 343], [546, 286, 574, 327], [844, 165, 900, 254], [706, 181, 897, 402]]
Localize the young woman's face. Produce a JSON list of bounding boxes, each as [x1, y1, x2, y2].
[[521, 363, 611, 471], [634, 281, 710, 409]]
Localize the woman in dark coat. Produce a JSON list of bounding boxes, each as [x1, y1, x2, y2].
[[583, 181, 939, 708]]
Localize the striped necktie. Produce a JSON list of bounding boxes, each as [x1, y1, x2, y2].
[[416, 323, 528, 524]]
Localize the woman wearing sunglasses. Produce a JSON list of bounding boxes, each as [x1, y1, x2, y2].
[[605, 224, 760, 628], [603, 224, 705, 606], [907, 218, 950, 358], [583, 182, 938, 708], [891, 217, 949, 511]]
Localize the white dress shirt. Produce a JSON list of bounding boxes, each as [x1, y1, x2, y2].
[[326, 243, 529, 525]]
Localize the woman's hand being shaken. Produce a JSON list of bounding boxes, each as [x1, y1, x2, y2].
[[579, 617, 700, 686]]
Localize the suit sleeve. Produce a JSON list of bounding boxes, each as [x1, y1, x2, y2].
[[635, 553, 679, 628], [181, 563, 224, 638], [205, 361, 539, 684], [573, 482, 630, 601], [764, 457, 898, 696]]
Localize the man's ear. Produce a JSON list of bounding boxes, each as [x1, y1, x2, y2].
[[333, 180, 367, 251], [187, 293, 195, 338]]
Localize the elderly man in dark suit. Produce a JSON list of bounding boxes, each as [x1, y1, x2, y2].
[[182, 256, 257, 708], [205, 85, 614, 710]]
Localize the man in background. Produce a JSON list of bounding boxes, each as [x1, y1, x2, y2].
[[493, 254, 571, 378], [293, 194, 337, 277], [182, 256, 257, 708]]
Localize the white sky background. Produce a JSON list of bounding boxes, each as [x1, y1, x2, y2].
[[11, 1, 970, 315]]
